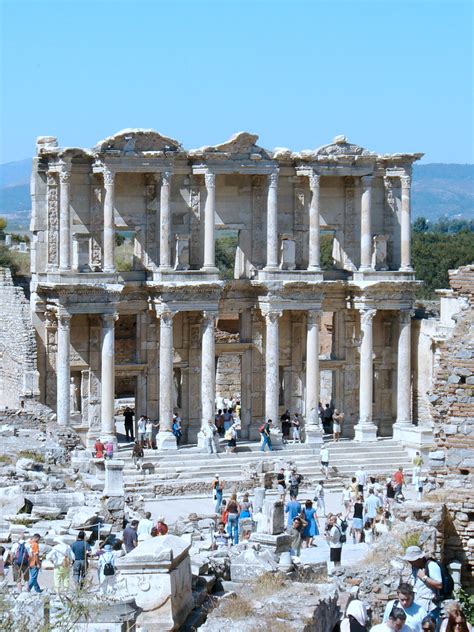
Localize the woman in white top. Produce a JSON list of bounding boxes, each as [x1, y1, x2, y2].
[[98, 544, 117, 595]]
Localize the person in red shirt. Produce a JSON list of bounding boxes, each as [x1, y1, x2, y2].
[[156, 517, 168, 536], [393, 467, 406, 501], [94, 439, 104, 459]]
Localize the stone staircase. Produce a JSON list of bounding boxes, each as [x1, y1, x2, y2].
[[117, 438, 413, 499]]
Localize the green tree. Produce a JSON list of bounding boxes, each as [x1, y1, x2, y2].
[[0, 217, 7, 233], [413, 217, 429, 233], [215, 234, 237, 279]]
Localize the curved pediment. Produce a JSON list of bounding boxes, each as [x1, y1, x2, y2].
[[315, 135, 373, 156], [94, 128, 182, 154]]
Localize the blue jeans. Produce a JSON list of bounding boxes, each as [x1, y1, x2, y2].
[[227, 514, 239, 545], [260, 435, 273, 451], [28, 566, 42, 592], [215, 490, 223, 513]]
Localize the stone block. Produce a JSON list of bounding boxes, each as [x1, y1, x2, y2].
[[443, 424, 458, 435], [103, 460, 124, 497], [250, 532, 292, 554], [448, 375, 461, 384], [230, 548, 278, 581], [454, 367, 472, 377], [259, 499, 284, 535]]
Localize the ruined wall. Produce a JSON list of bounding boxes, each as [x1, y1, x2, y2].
[[0, 267, 39, 407]]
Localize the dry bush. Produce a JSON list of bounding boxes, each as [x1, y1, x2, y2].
[[399, 531, 421, 551], [215, 594, 255, 620], [248, 572, 289, 599]]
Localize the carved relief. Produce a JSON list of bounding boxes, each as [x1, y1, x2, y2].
[[384, 176, 396, 212], [47, 174, 59, 268], [90, 185, 102, 271]]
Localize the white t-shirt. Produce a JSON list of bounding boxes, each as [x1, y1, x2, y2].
[[329, 524, 343, 549], [412, 560, 442, 612], [137, 518, 154, 536], [383, 599, 427, 632], [371, 624, 411, 632], [356, 469, 367, 486], [365, 494, 382, 518], [320, 448, 329, 463]]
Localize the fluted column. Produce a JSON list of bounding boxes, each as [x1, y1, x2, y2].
[[265, 171, 279, 269], [103, 168, 115, 273], [159, 171, 172, 269], [101, 313, 117, 440], [308, 172, 321, 270], [400, 175, 412, 271], [395, 310, 412, 426], [202, 172, 216, 270], [157, 311, 177, 449], [201, 311, 216, 430], [56, 309, 71, 426], [360, 175, 373, 271], [305, 310, 323, 444], [59, 167, 71, 271], [264, 310, 281, 423], [354, 308, 377, 441]]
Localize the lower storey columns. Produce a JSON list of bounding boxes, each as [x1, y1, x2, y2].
[[264, 310, 281, 424], [157, 310, 177, 450], [200, 311, 216, 430], [56, 309, 71, 426], [101, 313, 117, 442], [305, 310, 323, 445], [354, 308, 377, 441]]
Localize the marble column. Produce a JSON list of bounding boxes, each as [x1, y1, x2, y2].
[[265, 171, 279, 269], [400, 175, 412, 271], [159, 171, 172, 269], [395, 310, 412, 426], [264, 310, 281, 423], [59, 167, 71, 271], [308, 172, 321, 271], [56, 309, 71, 426], [103, 168, 115, 273], [305, 310, 323, 444], [354, 308, 377, 441], [101, 313, 117, 441], [360, 175, 373, 271], [200, 311, 216, 430], [202, 172, 216, 271], [157, 311, 177, 449]]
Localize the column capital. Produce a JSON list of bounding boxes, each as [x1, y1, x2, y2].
[[103, 168, 115, 186], [204, 172, 216, 188], [158, 310, 174, 326], [361, 175, 373, 188], [161, 170, 173, 186], [309, 171, 321, 190], [400, 174, 411, 189], [268, 170, 279, 188], [359, 308, 377, 326], [399, 309, 414, 323], [307, 310, 322, 327], [102, 312, 118, 327], [202, 310, 217, 325], [57, 310, 72, 329], [47, 172, 58, 186], [263, 310, 282, 324]]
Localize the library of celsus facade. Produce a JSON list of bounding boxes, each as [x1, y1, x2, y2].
[[29, 129, 429, 449]]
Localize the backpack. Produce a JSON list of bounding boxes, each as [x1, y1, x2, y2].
[[15, 543, 29, 567], [103, 560, 115, 576], [335, 525, 347, 544], [425, 559, 454, 600], [339, 519, 348, 534]]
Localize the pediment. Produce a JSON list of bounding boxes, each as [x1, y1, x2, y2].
[[315, 135, 373, 157], [94, 129, 182, 153], [198, 131, 270, 158]]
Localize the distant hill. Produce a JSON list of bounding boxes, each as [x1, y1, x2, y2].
[[0, 159, 472, 231]]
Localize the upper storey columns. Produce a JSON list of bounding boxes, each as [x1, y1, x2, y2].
[[265, 171, 279, 270], [308, 172, 321, 271], [103, 168, 116, 273], [400, 175, 412, 272], [159, 171, 173, 270], [360, 175, 373, 272], [59, 163, 72, 271], [202, 172, 217, 271]]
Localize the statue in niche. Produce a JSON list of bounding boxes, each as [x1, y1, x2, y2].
[[372, 235, 389, 271], [70, 377, 79, 413], [280, 237, 296, 270]]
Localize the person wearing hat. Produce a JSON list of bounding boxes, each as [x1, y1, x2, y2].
[[371, 606, 411, 631], [156, 516, 168, 536], [98, 544, 116, 594], [402, 546, 442, 618], [211, 474, 224, 513]]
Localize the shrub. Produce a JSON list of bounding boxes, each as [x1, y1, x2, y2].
[[399, 531, 421, 551], [18, 450, 45, 463]]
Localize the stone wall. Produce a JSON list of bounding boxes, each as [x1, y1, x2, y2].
[[0, 267, 39, 407]]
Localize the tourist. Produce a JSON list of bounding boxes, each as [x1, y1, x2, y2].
[[94, 438, 105, 459], [341, 599, 368, 632], [150, 527, 158, 538], [26, 533, 43, 593], [276, 467, 287, 502], [281, 409, 291, 444], [421, 616, 437, 632], [145, 417, 153, 449], [225, 422, 238, 454], [98, 544, 116, 595], [289, 516, 304, 559], [318, 402, 324, 426], [417, 477, 425, 502], [291, 413, 301, 443], [71, 530, 91, 589], [226, 493, 240, 545], [137, 415, 147, 445], [439, 602, 472, 632], [212, 474, 224, 513], [289, 467, 303, 498], [172, 415, 182, 446], [401, 546, 442, 620], [342, 483, 352, 518], [260, 419, 273, 452], [137, 512, 154, 537], [314, 480, 326, 516], [320, 445, 330, 479], [215, 409, 224, 435], [371, 607, 411, 632], [326, 514, 343, 570], [355, 466, 367, 495], [123, 406, 135, 442], [151, 418, 160, 448], [285, 495, 302, 529], [363, 520, 374, 546], [204, 419, 218, 454], [364, 487, 382, 526], [412, 451, 424, 486], [351, 493, 364, 544], [123, 520, 138, 553], [386, 477, 396, 506], [374, 508, 389, 538], [156, 516, 169, 535], [104, 440, 114, 460], [222, 408, 233, 431], [214, 522, 230, 550], [0, 546, 6, 581], [302, 499, 319, 548], [220, 500, 228, 526], [333, 409, 344, 442], [10, 538, 30, 592], [350, 476, 359, 500], [322, 403, 334, 434], [383, 582, 428, 632], [235, 400, 241, 419], [132, 441, 144, 470], [393, 467, 406, 501], [239, 493, 253, 519], [46, 536, 75, 594]]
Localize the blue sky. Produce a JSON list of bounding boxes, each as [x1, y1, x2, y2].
[[0, 0, 472, 164]]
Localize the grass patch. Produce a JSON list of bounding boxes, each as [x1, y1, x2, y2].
[[0, 454, 12, 464], [399, 531, 421, 551], [10, 516, 35, 526], [17, 450, 45, 463], [215, 594, 255, 620], [249, 572, 289, 599]]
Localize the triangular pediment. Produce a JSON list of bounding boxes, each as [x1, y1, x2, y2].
[[94, 129, 182, 153], [315, 135, 373, 156]]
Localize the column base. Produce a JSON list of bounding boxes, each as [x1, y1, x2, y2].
[[398, 266, 413, 273], [156, 431, 177, 450], [354, 423, 378, 442], [102, 267, 116, 274], [304, 425, 324, 446], [158, 265, 173, 271], [200, 266, 219, 274], [307, 265, 321, 272], [392, 423, 434, 450]]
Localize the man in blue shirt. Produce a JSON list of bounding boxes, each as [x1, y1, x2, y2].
[[71, 531, 91, 588], [383, 583, 427, 632], [285, 495, 302, 529]]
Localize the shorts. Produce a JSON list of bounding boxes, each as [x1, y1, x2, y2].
[[330, 547, 342, 563], [277, 484, 286, 495], [352, 518, 363, 530], [321, 461, 329, 468], [333, 423, 341, 433], [12, 564, 29, 583], [357, 484, 364, 493]]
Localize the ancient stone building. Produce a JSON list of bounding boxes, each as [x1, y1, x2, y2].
[[29, 129, 424, 448]]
